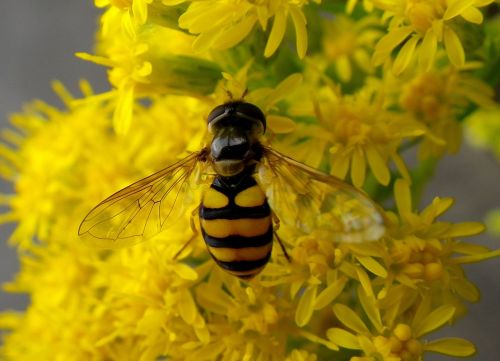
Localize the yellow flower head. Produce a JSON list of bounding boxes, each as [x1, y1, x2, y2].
[[398, 67, 495, 157], [372, 0, 494, 73], [321, 15, 382, 82], [278, 83, 425, 187], [178, 0, 311, 58]]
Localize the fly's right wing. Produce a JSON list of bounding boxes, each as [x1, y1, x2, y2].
[[259, 147, 386, 243], [79, 150, 210, 248]]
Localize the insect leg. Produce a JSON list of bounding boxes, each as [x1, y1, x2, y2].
[[274, 231, 291, 263], [173, 207, 200, 260], [272, 211, 291, 263]]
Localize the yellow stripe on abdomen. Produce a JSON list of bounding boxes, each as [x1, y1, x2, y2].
[[202, 187, 229, 208], [201, 217, 271, 238], [207, 244, 272, 262], [234, 185, 266, 207]]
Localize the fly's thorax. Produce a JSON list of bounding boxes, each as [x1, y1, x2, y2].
[[210, 127, 264, 177]]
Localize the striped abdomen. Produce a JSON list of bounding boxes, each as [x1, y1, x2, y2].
[[199, 175, 273, 279]]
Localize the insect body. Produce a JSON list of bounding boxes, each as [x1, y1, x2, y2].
[[79, 101, 386, 279]]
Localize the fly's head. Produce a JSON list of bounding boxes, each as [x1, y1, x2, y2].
[[207, 101, 266, 177]]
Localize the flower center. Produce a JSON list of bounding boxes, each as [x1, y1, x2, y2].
[[406, 0, 445, 34]]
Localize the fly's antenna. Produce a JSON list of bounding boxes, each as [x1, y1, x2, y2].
[[241, 88, 248, 99], [224, 88, 248, 102]]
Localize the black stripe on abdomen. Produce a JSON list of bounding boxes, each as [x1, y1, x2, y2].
[[199, 203, 270, 220], [211, 251, 271, 272]]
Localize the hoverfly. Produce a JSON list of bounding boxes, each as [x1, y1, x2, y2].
[[79, 101, 385, 279]]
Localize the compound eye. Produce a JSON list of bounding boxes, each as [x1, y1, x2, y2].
[[207, 104, 228, 126], [236, 102, 266, 128], [207, 101, 267, 134]]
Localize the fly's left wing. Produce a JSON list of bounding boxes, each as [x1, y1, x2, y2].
[[258, 147, 386, 243], [79, 150, 210, 248]]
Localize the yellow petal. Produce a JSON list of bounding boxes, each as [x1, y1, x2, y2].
[[393, 35, 419, 75], [453, 242, 489, 255], [336, 55, 352, 82], [425, 338, 476, 356], [295, 285, 317, 327], [443, 0, 476, 20], [394, 178, 412, 216], [372, 26, 413, 65], [267, 115, 297, 134], [133, 0, 148, 25], [351, 147, 366, 188], [353, 49, 372, 73], [444, 27, 465, 67], [331, 153, 350, 179], [75, 52, 114, 67], [356, 256, 387, 278], [192, 28, 218, 52], [174, 263, 199, 280], [327, 328, 360, 349], [122, 11, 136, 39], [299, 329, 340, 350], [291, 279, 305, 299], [179, 3, 231, 32], [461, 6, 483, 23], [314, 277, 348, 310], [357, 286, 383, 332], [265, 10, 287, 57], [346, 0, 357, 14], [452, 277, 480, 302], [419, 30, 437, 71], [178, 289, 197, 323], [266, 73, 303, 107], [391, 153, 411, 182], [113, 83, 134, 135], [355, 266, 374, 298], [453, 249, 500, 265], [366, 145, 390, 185], [446, 222, 485, 237], [289, 5, 308, 58], [421, 197, 454, 220], [333, 303, 370, 334], [413, 305, 455, 337], [214, 16, 257, 49]]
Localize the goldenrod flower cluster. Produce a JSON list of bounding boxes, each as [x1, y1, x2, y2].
[[1, 1, 499, 360]]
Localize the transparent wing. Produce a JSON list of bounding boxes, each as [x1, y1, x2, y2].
[[79, 150, 210, 248], [258, 147, 386, 243]]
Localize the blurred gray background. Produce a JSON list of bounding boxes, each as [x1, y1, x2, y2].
[[0, 2, 498, 360]]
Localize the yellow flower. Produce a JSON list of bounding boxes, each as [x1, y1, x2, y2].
[[398, 66, 495, 158], [384, 179, 499, 304], [279, 83, 426, 187], [372, 0, 494, 74], [321, 15, 382, 82], [328, 298, 476, 360], [177, 0, 312, 58], [95, 0, 153, 25], [78, 6, 220, 134]]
